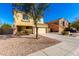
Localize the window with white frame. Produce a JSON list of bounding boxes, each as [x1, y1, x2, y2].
[[38, 19, 41, 22], [23, 14, 29, 21]]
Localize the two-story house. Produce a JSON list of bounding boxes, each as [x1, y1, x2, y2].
[[47, 18, 69, 34], [13, 10, 48, 35]]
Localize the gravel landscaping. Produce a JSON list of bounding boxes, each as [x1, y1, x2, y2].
[[0, 34, 61, 56]]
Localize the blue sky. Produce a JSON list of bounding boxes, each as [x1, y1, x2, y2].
[[0, 3, 79, 26], [44, 3, 79, 23], [0, 3, 13, 25]]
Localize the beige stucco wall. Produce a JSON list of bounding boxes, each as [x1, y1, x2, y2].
[[59, 18, 69, 28], [14, 11, 34, 26], [13, 10, 48, 34], [14, 10, 47, 26], [58, 18, 69, 34], [59, 27, 64, 34]]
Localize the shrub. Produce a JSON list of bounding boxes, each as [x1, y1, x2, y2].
[[15, 32, 23, 36], [1, 24, 12, 34], [61, 31, 69, 35], [15, 29, 31, 36], [64, 28, 70, 31], [24, 29, 30, 35]]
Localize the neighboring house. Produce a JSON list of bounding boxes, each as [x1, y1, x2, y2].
[[47, 18, 69, 34], [13, 10, 48, 34]]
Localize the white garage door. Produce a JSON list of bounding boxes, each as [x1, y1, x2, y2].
[[38, 28, 46, 34], [34, 28, 46, 34]]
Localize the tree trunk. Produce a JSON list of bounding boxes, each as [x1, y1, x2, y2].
[[35, 23, 38, 39]]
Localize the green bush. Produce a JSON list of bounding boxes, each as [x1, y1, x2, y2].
[[16, 29, 31, 36], [64, 28, 70, 31], [24, 29, 30, 35], [61, 31, 69, 35], [15, 31, 23, 36], [1, 24, 12, 34]]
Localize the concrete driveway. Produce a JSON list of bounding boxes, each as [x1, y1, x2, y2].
[[28, 33, 79, 56]]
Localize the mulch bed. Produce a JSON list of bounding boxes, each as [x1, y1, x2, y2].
[[0, 35, 61, 56]]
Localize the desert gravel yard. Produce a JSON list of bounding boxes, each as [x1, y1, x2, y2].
[[0, 34, 61, 56]]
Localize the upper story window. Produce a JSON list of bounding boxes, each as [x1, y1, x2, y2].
[[38, 18, 44, 24], [62, 21, 65, 26], [38, 19, 41, 22], [23, 14, 29, 21]]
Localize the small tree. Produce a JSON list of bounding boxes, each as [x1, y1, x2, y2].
[[1, 24, 12, 34], [71, 19, 79, 31], [12, 3, 49, 39]]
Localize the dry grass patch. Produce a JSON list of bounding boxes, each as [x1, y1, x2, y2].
[[0, 35, 61, 56]]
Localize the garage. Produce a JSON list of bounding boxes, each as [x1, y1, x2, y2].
[[33, 27, 47, 34], [33, 24, 48, 34], [38, 28, 46, 34]]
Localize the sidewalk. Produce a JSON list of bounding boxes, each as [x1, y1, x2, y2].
[[28, 33, 79, 56]]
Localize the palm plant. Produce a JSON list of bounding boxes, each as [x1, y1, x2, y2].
[[12, 3, 49, 39], [71, 18, 79, 31]]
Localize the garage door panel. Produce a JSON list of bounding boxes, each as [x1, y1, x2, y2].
[[38, 28, 46, 34], [34, 28, 46, 34]]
